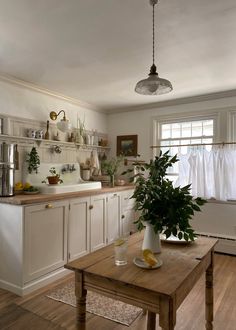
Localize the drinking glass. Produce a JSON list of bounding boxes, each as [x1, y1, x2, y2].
[[114, 237, 128, 266]]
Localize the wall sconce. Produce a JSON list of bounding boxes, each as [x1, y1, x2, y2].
[[49, 110, 72, 132]]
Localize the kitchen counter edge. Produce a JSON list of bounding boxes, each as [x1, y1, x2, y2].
[[0, 185, 135, 205]]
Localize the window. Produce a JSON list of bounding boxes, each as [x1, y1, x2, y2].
[[155, 117, 215, 184]]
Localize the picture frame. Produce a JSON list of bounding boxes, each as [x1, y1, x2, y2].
[[116, 135, 138, 157]]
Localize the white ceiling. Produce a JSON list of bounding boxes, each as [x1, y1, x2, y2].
[[0, 0, 236, 113]]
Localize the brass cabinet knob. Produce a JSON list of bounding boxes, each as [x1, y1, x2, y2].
[[89, 205, 93, 210], [121, 215, 125, 219], [45, 204, 53, 209]]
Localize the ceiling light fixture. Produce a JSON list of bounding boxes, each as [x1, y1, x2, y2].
[[49, 110, 72, 132], [135, 0, 173, 95]]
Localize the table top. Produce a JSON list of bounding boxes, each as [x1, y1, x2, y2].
[[65, 232, 217, 299]]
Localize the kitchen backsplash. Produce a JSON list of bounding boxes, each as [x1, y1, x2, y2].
[[0, 113, 109, 185]]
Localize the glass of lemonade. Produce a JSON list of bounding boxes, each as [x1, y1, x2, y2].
[[114, 237, 128, 266]]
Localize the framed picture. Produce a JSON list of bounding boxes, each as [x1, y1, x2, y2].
[[116, 135, 138, 157]]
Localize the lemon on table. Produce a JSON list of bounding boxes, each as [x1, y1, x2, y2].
[[142, 249, 158, 267]]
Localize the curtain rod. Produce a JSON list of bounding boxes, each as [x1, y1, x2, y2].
[[150, 141, 236, 149]]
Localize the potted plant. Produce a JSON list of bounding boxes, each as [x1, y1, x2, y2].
[[129, 151, 206, 253], [42, 167, 63, 185], [26, 147, 40, 174], [101, 156, 123, 187]]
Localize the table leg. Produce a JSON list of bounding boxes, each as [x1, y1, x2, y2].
[[205, 250, 214, 330], [159, 296, 176, 330], [147, 311, 156, 329], [75, 272, 87, 330]]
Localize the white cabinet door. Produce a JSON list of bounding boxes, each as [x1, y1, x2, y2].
[[24, 200, 69, 283], [120, 189, 135, 236], [68, 197, 90, 261], [107, 193, 121, 244], [90, 194, 107, 252]]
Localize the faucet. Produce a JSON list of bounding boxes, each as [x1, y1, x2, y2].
[[61, 164, 77, 174]]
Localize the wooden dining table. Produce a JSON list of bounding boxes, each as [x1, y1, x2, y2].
[[65, 232, 218, 330]]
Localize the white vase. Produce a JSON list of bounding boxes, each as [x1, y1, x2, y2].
[[142, 222, 161, 254]]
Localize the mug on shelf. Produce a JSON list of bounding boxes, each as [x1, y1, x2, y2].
[[36, 130, 44, 139], [27, 129, 36, 138]]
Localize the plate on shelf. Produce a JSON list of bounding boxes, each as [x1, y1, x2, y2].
[[23, 190, 40, 195], [160, 234, 197, 244], [133, 257, 163, 270]]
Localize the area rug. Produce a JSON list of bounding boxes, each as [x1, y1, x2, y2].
[[46, 281, 142, 326]]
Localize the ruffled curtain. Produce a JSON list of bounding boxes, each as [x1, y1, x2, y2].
[[175, 147, 236, 201]]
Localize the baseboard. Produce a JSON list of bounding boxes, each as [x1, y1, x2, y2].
[[0, 267, 71, 296]]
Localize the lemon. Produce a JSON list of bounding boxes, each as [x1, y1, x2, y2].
[[23, 182, 31, 189], [15, 182, 23, 190], [114, 239, 125, 246], [142, 249, 158, 267]]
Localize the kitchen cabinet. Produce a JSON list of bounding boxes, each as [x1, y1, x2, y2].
[[106, 192, 121, 243], [120, 189, 136, 236], [0, 187, 134, 296], [68, 194, 107, 260], [68, 197, 90, 261], [24, 200, 69, 282], [90, 194, 107, 251]]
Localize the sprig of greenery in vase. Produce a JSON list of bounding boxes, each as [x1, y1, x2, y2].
[[125, 151, 207, 241]]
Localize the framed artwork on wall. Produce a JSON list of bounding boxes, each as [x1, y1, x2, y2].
[[116, 135, 138, 156]]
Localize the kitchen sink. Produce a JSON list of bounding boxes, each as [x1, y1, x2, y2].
[[40, 181, 102, 194]]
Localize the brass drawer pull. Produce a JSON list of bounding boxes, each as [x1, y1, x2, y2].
[[45, 204, 53, 209], [89, 205, 93, 210]]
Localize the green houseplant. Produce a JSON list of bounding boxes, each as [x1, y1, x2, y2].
[[26, 147, 40, 174], [101, 156, 123, 187], [42, 167, 63, 185], [130, 151, 206, 252]]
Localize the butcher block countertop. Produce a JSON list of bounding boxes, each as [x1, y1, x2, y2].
[[0, 185, 134, 205]]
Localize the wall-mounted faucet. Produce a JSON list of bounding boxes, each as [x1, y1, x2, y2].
[[61, 164, 77, 174]]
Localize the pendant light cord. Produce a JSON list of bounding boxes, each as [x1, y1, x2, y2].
[[152, 3, 155, 65]]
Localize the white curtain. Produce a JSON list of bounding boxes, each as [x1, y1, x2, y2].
[[175, 147, 236, 201]]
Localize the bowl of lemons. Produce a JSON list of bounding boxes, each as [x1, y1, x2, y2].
[[23, 182, 39, 195]]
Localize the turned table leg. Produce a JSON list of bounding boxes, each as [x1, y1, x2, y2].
[[205, 250, 214, 330], [159, 296, 176, 330], [147, 311, 156, 329], [75, 272, 87, 330]]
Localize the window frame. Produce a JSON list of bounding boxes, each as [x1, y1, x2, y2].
[[152, 111, 220, 158]]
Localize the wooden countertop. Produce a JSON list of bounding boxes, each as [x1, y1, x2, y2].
[[0, 185, 134, 205]]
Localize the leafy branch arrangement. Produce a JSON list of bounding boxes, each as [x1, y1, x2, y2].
[[26, 147, 40, 174], [101, 156, 123, 176], [126, 151, 206, 241]]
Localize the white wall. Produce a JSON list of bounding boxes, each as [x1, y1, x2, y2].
[[0, 79, 107, 133], [107, 96, 236, 160]]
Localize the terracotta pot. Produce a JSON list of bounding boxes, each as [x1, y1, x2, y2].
[[47, 176, 59, 185]]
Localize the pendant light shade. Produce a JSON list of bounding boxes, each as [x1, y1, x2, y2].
[[135, 0, 173, 96]]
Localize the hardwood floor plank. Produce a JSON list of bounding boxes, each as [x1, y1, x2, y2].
[[0, 253, 235, 330]]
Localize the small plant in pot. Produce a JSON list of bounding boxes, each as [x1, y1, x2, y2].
[[101, 156, 123, 187], [42, 167, 63, 185], [129, 151, 206, 253]]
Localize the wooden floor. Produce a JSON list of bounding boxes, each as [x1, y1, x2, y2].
[[0, 253, 235, 330]]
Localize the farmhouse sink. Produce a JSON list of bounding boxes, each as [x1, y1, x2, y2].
[[40, 181, 102, 194]]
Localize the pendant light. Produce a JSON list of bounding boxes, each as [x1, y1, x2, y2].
[[135, 0, 172, 95]]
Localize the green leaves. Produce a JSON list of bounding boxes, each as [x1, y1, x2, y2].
[[26, 147, 40, 174], [132, 150, 207, 242]]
